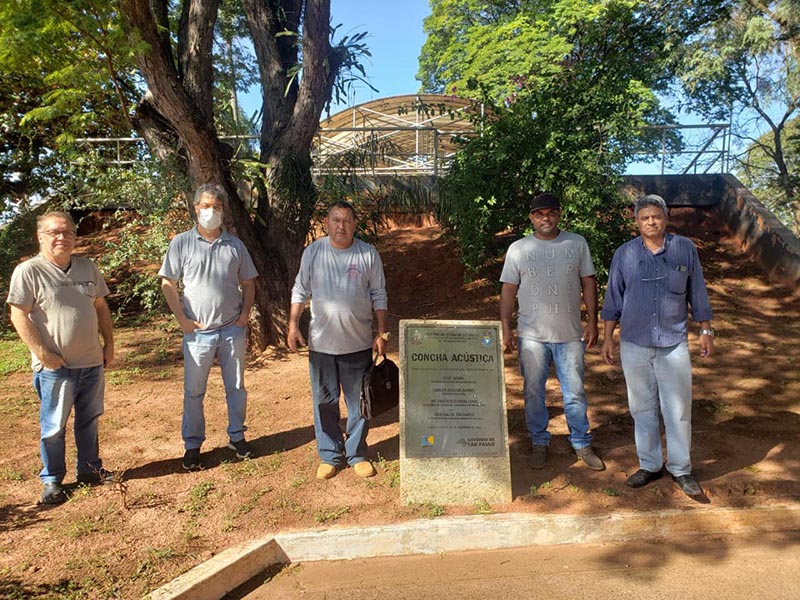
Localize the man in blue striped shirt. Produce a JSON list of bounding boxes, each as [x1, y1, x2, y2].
[[601, 194, 714, 497]]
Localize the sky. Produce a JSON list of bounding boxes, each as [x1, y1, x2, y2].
[[331, 0, 431, 112], [240, 1, 431, 117], [329, 0, 431, 109]]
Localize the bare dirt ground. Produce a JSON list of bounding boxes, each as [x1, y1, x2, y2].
[[1, 209, 799, 599]]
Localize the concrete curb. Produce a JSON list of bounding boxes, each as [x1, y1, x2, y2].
[[146, 504, 800, 599]]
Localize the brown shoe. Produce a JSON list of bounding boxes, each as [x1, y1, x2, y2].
[[575, 446, 606, 471], [528, 445, 548, 469], [316, 463, 337, 480], [353, 461, 376, 478]]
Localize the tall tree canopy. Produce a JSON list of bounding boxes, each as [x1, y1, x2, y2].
[[418, 0, 727, 277], [679, 0, 799, 232], [1, 0, 370, 348]]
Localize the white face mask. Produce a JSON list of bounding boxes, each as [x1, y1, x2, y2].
[[197, 207, 223, 230]]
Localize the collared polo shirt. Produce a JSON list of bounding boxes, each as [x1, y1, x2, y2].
[[601, 233, 712, 347], [159, 228, 258, 331]]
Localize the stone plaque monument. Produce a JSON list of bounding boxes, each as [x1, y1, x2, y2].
[[399, 319, 512, 505]]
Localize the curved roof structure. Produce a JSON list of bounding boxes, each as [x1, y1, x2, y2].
[[313, 94, 480, 176]]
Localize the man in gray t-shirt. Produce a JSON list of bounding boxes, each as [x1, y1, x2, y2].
[[500, 193, 604, 471], [288, 201, 388, 480], [159, 184, 258, 470], [7, 211, 115, 505]]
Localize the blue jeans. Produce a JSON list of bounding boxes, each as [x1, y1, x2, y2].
[[620, 340, 692, 476], [309, 349, 372, 467], [182, 324, 247, 449], [518, 339, 592, 449], [34, 365, 105, 484]]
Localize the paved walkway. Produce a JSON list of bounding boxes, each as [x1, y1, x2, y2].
[[239, 530, 800, 599], [147, 506, 800, 600]]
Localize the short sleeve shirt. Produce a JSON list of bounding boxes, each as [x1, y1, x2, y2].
[[500, 231, 595, 342], [7, 255, 110, 370], [158, 228, 258, 331]]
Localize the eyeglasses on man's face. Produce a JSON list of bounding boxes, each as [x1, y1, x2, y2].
[[40, 229, 77, 239]]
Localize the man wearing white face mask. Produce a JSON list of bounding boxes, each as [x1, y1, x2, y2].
[[159, 184, 258, 470]]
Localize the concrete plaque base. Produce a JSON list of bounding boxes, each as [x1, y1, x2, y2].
[[399, 319, 512, 506]]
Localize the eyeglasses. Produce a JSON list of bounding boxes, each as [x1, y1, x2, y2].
[[40, 229, 77, 239]]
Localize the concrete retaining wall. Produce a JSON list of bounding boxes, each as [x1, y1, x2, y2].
[[622, 174, 800, 289]]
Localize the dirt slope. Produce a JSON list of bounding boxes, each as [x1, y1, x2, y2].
[[0, 209, 798, 599]]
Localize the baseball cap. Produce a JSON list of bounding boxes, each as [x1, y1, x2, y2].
[[530, 193, 561, 213]]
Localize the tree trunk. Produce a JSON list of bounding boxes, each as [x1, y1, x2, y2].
[[121, 0, 340, 351]]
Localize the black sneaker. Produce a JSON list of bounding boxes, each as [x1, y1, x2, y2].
[[41, 482, 67, 505], [227, 438, 252, 459], [182, 448, 203, 471], [76, 468, 116, 486]]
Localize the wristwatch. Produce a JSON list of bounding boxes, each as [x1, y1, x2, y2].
[[699, 328, 715, 337]]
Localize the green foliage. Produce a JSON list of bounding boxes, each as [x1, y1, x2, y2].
[[62, 158, 191, 319], [737, 117, 800, 233], [185, 482, 215, 517], [0, 206, 41, 331], [314, 505, 350, 524], [0, 1, 137, 209], [679, 0, 799, 230], [472, 498, 494, 515], [437, 87, 631, 283], [422, 0, 710, 279], [418, 0, 705, 104], [314, 137, 436, 243]]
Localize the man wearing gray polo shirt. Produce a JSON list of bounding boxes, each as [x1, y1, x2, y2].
[[160, 184, 258, 470], [287, 201, 388, 480]]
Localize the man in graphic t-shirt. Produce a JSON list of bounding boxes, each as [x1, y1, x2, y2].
[[288, 201, 388, 480], [500, 193, 605, 471]]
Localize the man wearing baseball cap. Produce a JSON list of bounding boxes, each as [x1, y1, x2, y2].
[[500, 192, 605, 471]]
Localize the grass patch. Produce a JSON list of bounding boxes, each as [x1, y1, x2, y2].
[[0, 391, 37, 417], [185, 482, 215, 516], [222, 458, 263, 481], [106, 367, 143, 386], [222, 487, 273, 531], [0, 467, 26, 481], [602, 487, 619, 497], [134, 547, 179, 581], [473, 498, 493, 515], [377, 454, 400, 488], [264, 451, 283, 472], [0, 338, 30, 375], [67, 485, 94, 503], [314, 506, 350, 524], [420, 502, 445, 517], [65, 516, 106, 539]]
